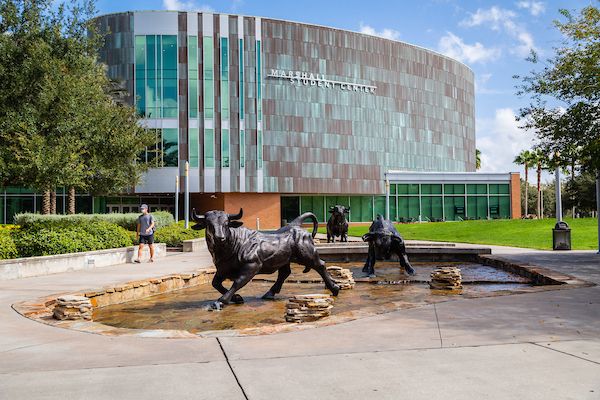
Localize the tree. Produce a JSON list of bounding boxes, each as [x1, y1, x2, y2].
[[564, 171, 598, 214], [0, 0, 154, 214], [475, 149, 481, 170], [515, 4, 600, 176], [514, 149, 535, 217]]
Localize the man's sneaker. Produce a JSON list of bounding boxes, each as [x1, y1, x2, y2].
[[134, 260, 141, 264], [149, 259, 154, 263]]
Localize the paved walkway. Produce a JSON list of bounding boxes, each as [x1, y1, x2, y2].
[[0, 245, 598, 399]]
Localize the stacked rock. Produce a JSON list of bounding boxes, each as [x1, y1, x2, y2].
[[53, 295, 93, 321], [429, 267, 462, 290], [285, 294, 334, 323], [326, 266, 355, 289]]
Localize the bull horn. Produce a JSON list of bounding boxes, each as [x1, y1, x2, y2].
[[227, 208, 243, 220], [191, 208, 205, 222]]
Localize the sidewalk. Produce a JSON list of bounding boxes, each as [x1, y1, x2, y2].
[[0, 245, 598, 399]]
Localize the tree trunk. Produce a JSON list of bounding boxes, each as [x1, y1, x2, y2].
[[42, 190, 51, 215], [571, 160, 576, 217], [524, 166, 529, 217], [50, 191, 57, 214], [537, 162, 542, 218], [67, 187, 76, 214]]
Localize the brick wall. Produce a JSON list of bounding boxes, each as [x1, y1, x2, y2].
[[510, 172, 521, 219]]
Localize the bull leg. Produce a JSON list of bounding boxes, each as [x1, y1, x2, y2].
[[212, 274, 228, 295], [362, 245, 376, 277], [396, 248, 415, 276], [211, 270, 255, 310], [262, 264, 291, 300], [312, 259, 340, 296]]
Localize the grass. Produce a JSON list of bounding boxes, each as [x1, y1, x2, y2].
[[319, 218, 599, 250]]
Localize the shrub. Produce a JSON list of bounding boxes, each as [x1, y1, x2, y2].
[[13, 228, 98, 257], [0, 231, 18, 259], [14, 211, 175, 231], [154, 221, 205, 247], [12, 220, 133, 258]]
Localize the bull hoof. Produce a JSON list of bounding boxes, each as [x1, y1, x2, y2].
[[261, 291, 275, 300], [231, 294, 244, 304], [210, 301, 224, 311], [330, 285, 340, 297]]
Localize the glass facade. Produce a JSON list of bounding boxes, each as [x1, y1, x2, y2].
[[188, 36, 198, 118], [281, 183, 511, 223], [141, 128, 178, 167], [134, 35, 177, 118], [239, 37, 245, 168], [220, 36, 230, 168], [203, 35, 215, 167]]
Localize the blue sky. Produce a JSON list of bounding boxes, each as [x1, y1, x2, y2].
[[96, 0, 592, 181]]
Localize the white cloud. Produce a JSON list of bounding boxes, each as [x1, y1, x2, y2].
[[438, 32, 501, 64], [162, 0, 214, 12], [477, 108, 537, 179], [460, 6, 538, 57], [516, 1, 545, 16], [359, 23, 401, 41]]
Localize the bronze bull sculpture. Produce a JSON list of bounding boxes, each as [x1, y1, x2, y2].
[[192, 208, 340, 310], [362, 215, 415, 277], [326, 205, 349, 243]]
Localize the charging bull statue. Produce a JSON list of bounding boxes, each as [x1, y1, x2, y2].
[[326, 205, 350, 243], [361, 215, 415, 277], [192, 209, 340, 310]]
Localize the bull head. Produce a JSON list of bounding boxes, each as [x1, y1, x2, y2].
[[227, 208, 244, 228], [191, 209, 206, 230]]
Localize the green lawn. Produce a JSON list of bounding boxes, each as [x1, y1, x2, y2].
[[319, 218, 599, 250]]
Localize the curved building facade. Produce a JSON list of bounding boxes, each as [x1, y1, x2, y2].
[[93, 11, 498, 227]]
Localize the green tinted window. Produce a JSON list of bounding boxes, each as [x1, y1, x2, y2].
[[408, 184, 419, 194], [257, 130, 263, 169], [349, 196, 373, 222], [204, 128, 215, 168], [239, 130, 245, 168], [444, 196, 465, 221], [220, 37, 229, 119], [397, 184, 408, 195], [301, 196, 324, 222], [189, 128, 199, 168], [374, 196, 386, 218], [467, 184, 488, 194], [444, 184, 465, 194], [188, 36, 198, 118], [221, 128, 230, 168], [398, 196, 419, 220], [389, 184, 396, 194], [421, 184, 442, 195], [203, 36, 214, 119], [467, 196, 488, 219], [239, 38, 244, 116], [135, 36, 146, 116], [162, 128, 178, 167]]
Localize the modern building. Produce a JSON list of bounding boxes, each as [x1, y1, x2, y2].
[[0, 10, 520, 225]]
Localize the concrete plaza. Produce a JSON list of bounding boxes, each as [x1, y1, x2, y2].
[[0, 244, 598, 399]]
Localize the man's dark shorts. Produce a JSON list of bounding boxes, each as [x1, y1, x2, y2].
[[139, 234, 154, 244]]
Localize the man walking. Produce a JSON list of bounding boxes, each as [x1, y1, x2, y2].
[[135, 204, 155, 263]]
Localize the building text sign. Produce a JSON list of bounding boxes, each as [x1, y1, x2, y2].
[[267, 69, 376, 93]]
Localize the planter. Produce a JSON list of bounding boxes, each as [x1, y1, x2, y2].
[[0, 243, 167, 281]]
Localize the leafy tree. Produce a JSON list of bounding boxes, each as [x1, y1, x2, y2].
[[564, 171, 598, 214], [515, 4, 600, 176], [475, 149, 481, 170], [0, 0, 154, 214]]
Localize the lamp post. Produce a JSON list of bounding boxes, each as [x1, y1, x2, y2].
[[552, 152, 571, 250], [184, 161, 189, 229], [174, 175, 179, 223]]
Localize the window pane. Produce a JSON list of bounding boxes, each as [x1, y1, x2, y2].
[[204, 128, 215, 168], [374, 196, 386, 218], [203, 36, 214, 119], [239, 130, 245, 167], [189, 128, 199, 168], [162, 128, 178, 167], [221, 128, 229, 168]]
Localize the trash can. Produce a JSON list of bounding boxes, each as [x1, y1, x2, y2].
[[552, 221, 571, 250]]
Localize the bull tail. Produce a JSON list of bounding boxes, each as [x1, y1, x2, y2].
[[289, 212, 319, 238]]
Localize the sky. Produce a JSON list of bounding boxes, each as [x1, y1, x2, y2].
[[96, 0, 594, 182]]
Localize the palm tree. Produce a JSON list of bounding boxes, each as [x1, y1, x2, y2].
[[475, 149, 482, 170], [514, 149, 534, 217], [530, 149, 548, 218]]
